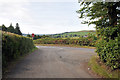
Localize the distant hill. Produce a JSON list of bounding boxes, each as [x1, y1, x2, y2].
[[78, 30, 95, 32], [22, 30, 96, 38], [50, 30, 96, 38]]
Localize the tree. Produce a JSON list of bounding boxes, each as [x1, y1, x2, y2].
[[37, 35, 41, 39], [77, 1, 120, 69], [1, 24, 7, 31], [27, 34, 31, 37], [7, 23, 15, 33], [0, 26, 1, 30], [74, 34, 77, 37], [77, 1, 120, 38], [15, 23, 22, 35]]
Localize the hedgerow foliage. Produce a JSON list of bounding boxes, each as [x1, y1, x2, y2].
[[77, 2, 120, 69], [34, 34, 97, 47], [96, 26, 120, 70], [2, 31, 35, 71]]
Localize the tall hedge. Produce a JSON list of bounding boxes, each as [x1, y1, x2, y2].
[[2, 31, 35, 70], [96, 27, 120, 69]]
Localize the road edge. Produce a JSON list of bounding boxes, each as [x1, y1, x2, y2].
[[2, 47, 38, 78]]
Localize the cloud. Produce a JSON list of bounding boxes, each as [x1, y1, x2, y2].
[[0, 1, 95, 34], [0, 0, 78, 2], [0, 0, 32, 26]]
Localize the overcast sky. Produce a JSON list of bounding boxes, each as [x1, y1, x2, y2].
[[0, 0, 95, 34]]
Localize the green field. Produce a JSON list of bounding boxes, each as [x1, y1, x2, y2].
[[50, 30, 96, 38]]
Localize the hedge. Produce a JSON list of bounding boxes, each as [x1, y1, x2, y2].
[[34, 34, 97, 47], [96, 26, 120, 70], [96, 36, 120, 70], [2, 31, 35, 71]]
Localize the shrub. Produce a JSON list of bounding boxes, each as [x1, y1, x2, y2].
[[96, 27, 120, 69]]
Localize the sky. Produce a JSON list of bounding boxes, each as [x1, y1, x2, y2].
[[0, 0, 95, 34]]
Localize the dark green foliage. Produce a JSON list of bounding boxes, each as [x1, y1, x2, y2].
[[2, 23, 22, 35], [33, 35, 42, 40], [77, 2, 120, 37], [96, 26, 120, 70], [27, 34, 31, 37], [7, 23, 15, 33], [14, 23, 22, 35], [0, 26, 1, 30], [96, 36, 120, 69], [1, 25, 7, 31], [2, 31, 35, 72], [27, 34, 49, 40], [77, 1, 120, 69]]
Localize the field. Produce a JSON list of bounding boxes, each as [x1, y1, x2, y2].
[[50, 30, 96, 38]]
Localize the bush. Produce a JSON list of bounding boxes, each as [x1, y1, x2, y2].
[[2, 31, 35, 71], [96, 35, 120, 69]]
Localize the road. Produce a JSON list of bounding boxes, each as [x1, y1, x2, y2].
[[5, 46, 97, 78]]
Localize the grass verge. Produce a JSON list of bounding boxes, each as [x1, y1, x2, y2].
[[35, 44, 96, 49], [2, 47, 38, 77], [88, 56, 120, 78]]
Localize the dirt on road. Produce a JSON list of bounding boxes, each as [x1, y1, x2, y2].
[[5, 46, 97, 78]]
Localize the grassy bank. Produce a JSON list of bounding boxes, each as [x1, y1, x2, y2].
[[88, 56, 120, 78], [35, 44, 96, 49]]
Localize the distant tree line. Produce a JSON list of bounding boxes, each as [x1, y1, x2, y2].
[[27, 34, 90, 39], [50, 34, 88, 38], [27, 34, 50, 40], [1, 23, 22, 35]]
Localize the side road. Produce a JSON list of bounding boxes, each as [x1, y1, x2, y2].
[[5, 46, 97, 78]]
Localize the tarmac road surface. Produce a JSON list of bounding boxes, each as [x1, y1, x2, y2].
[[5, 46, 97, 78]]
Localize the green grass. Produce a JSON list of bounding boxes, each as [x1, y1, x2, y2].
[[88, 56, 120, 78], [52, 30, 96, 38], [63, 31, 94, 35]]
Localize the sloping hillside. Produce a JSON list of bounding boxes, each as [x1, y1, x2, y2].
[[51, 30, 96, 38]]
